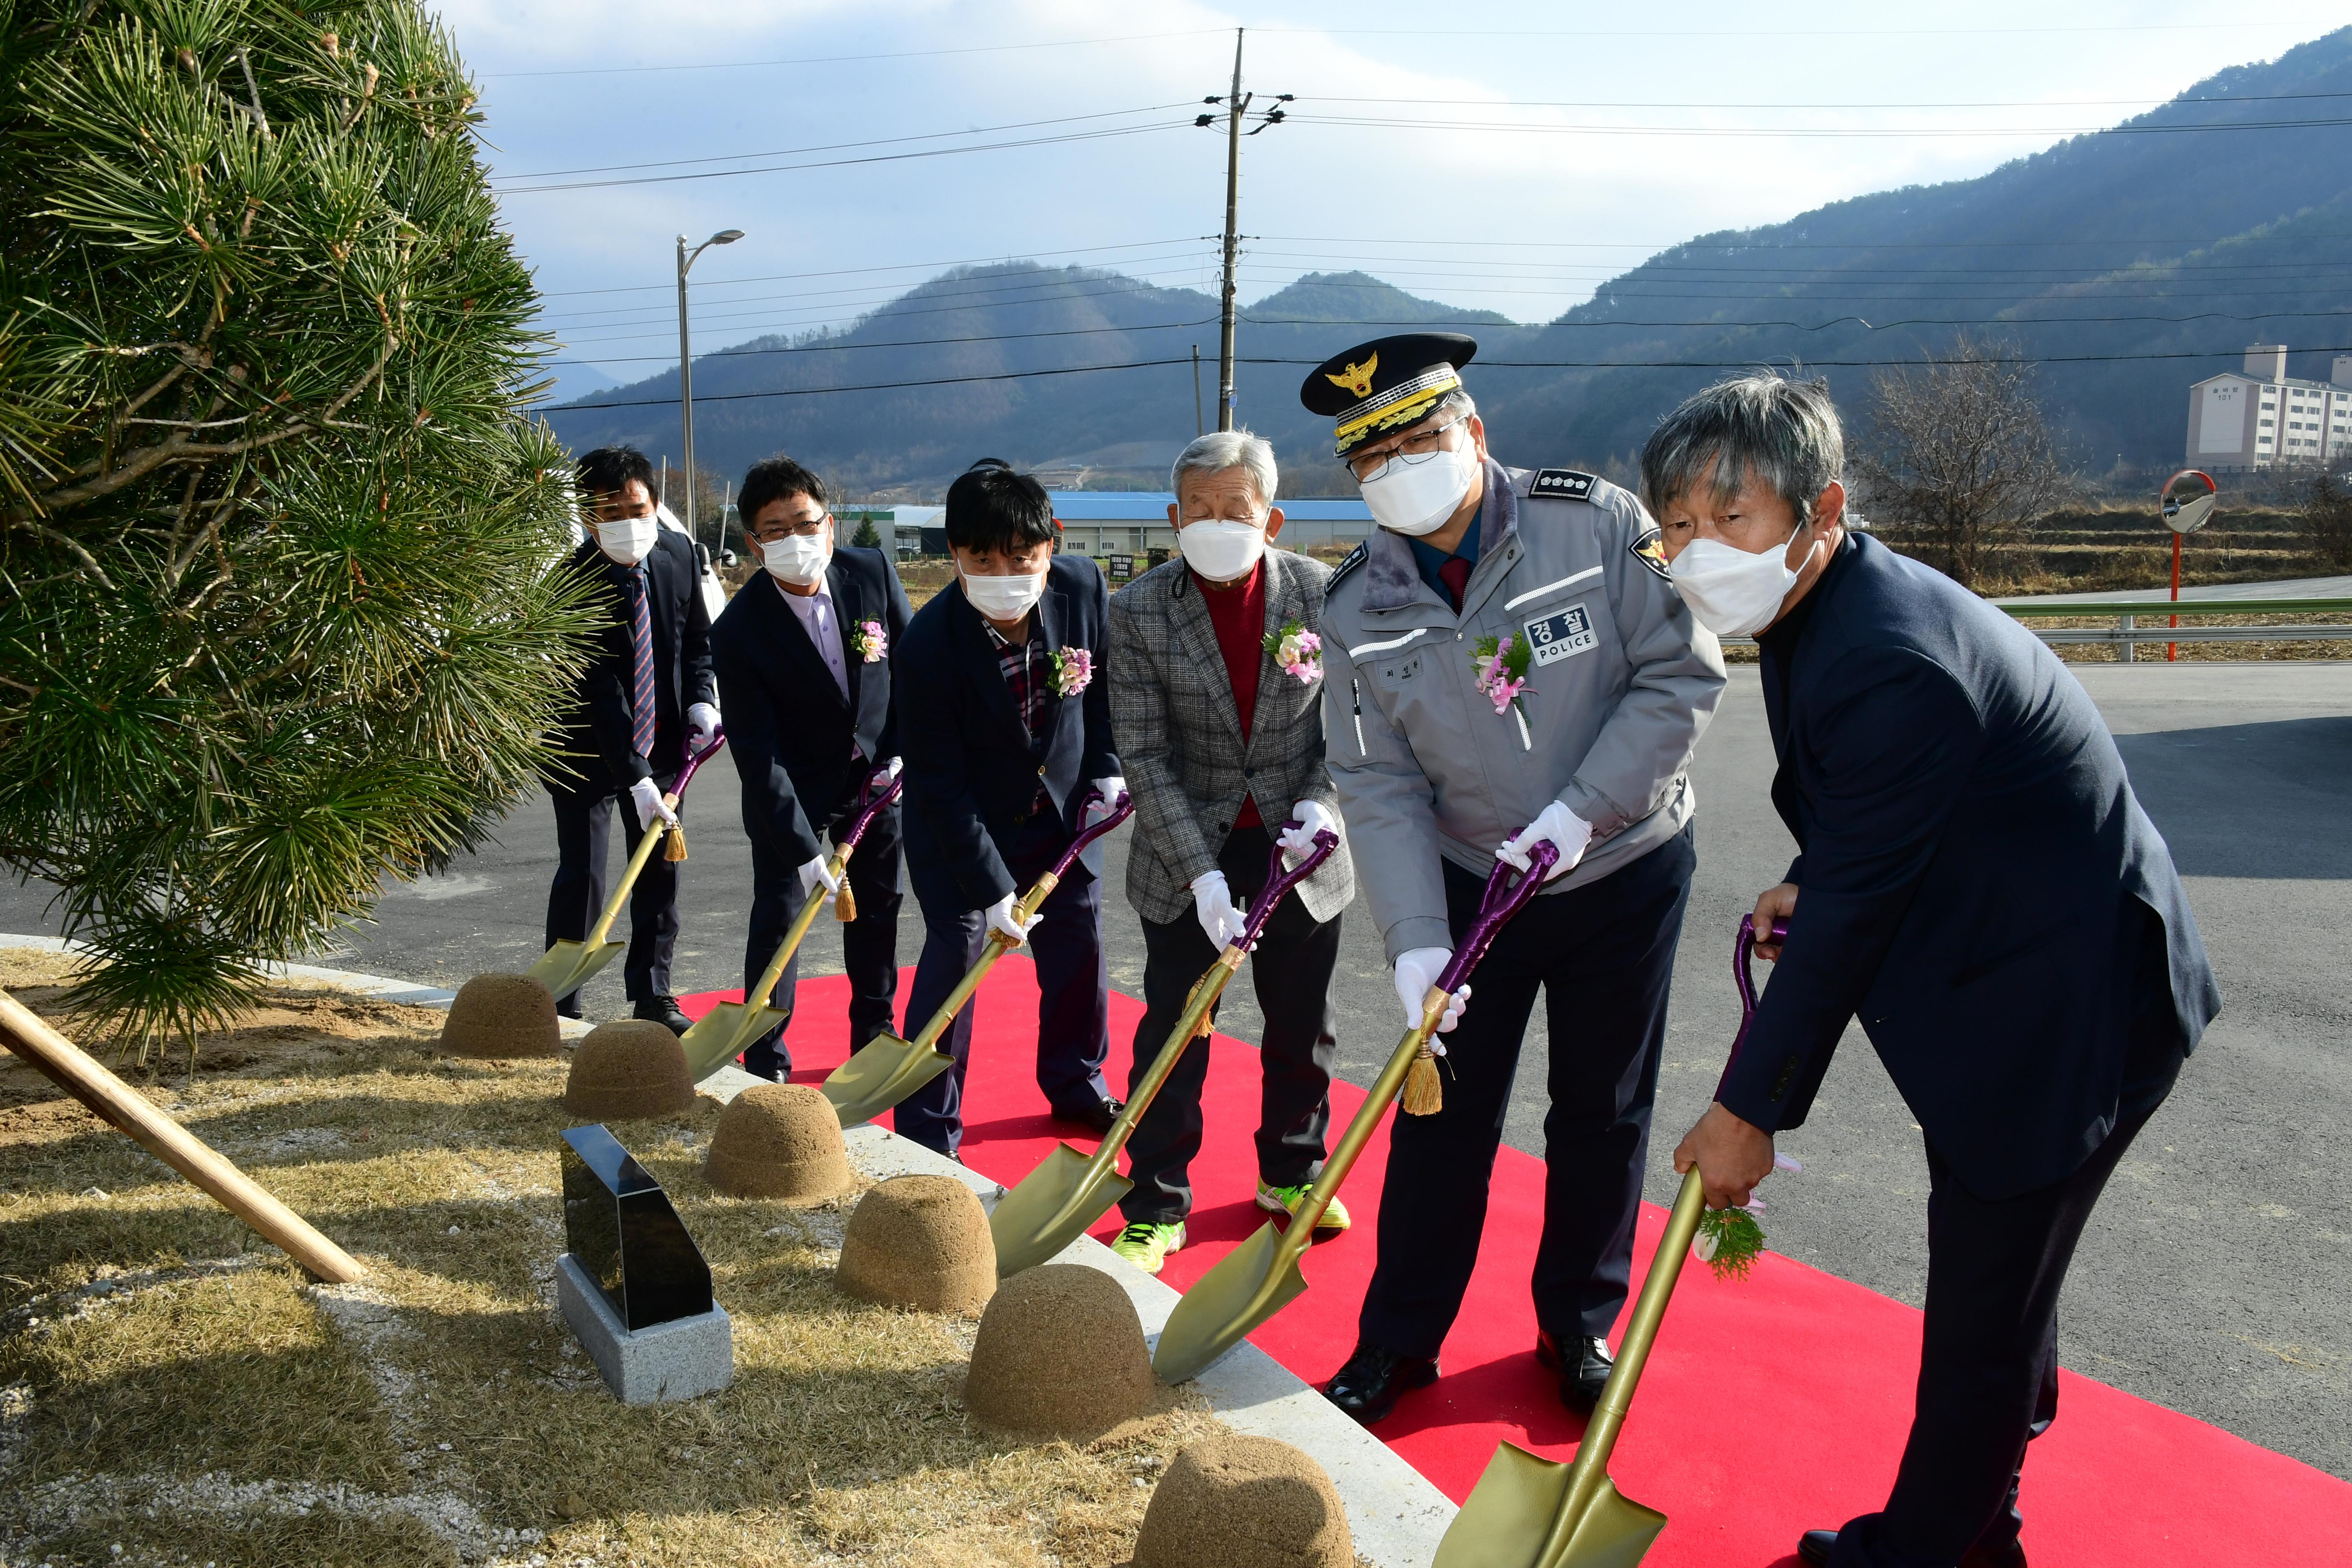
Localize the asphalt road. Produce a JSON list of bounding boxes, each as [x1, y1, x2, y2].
[[4, 662, 2347, 1480]]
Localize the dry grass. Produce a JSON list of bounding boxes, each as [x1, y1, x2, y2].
[[1, 951, 1219, 1567]]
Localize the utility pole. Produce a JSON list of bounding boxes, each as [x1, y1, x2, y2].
[[675, 227, 743, 543], [1192, 344, 1204, 436], [1215, 30, 1247, 433]]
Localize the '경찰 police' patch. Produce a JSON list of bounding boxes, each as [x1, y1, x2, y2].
[[1529, 468, 1597, 501], [1630, 526, 1673, 582], [1524, 602, 1598, 667]]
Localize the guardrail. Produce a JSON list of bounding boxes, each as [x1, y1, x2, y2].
[[1725, 598, 2352, 657]]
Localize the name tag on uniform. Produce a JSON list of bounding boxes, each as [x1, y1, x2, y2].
[[1524, 602, 1598, 666]]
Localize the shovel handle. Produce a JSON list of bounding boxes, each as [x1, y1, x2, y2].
[[1713, 914, 1790, 1099], [1241, 824, 1337, 948], [739, 767, 906, 1014], [1435, 838, 1559, 993], [580, 730, 730, 949], [1048, 787, 1134, 881], [836, 764, 904, 853]]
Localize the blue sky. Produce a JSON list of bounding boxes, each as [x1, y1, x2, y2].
[[430, 2, 2350, 396]]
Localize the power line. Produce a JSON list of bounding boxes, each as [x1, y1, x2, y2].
[[1288, 109, 2352, 139], [536, 239, 1204, 298], [482, 29, 1226, 79], [1299, 89, 2352, 111]]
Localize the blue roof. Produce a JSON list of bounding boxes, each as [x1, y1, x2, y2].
[[1047, 489, 1369, 522]]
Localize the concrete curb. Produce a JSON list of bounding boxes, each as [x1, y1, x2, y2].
[[698, 1064, 1457, 1567], [0, 937, 1457, 1565]]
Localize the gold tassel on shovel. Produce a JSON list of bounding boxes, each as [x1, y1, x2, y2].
[[834, 879, 857, 922], [1399, 985, 1451, 1115], [664, 821, 689, 862]]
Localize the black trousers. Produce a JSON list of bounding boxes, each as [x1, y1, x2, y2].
[[895, 827, 1111, 1156], [1119, 825, 1342, 1225], [738, 805, 903, 1081], [1832, 906, 2187, 1568], [544, 774, 680, 1012], [1359, 823, 1694, 1358]]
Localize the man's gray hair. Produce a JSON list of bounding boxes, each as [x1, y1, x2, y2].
[[1640, 373, 1844, 525], [1171, 428, 1279, 510]]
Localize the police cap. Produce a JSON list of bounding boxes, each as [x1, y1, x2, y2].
[[1298, 332, 1478, 457]]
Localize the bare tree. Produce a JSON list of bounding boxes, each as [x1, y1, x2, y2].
[[2298, 469, 2352, 570], [1851, 338, 2074, 591]]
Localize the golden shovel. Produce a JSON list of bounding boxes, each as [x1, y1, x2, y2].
[[820, 787, 1135, 1128], [527, 732, 727, 1004], [679, 765, 904, 1081], [1152, 838, 1560, 1384], [1435, 911, 1791, 1568], [989, 824, 1340, 1278]]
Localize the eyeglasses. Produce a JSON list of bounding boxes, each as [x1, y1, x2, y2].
[[1347, 413, 1469, 483], [746, 512, 830, 544]]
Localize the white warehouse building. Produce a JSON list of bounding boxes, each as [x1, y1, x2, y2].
[[2185, 343, 2352, 471]]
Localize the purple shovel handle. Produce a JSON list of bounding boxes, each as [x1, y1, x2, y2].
[[1234, 825, 1339, 948], [1713, 913, 1792, 1098], [668, 728, 727, 800], [1435, 839, 1561, 994], [1045, 788, 1135, 882], [835, 765, 904, 853]]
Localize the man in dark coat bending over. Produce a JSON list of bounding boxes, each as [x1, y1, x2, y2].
[[1653, 373, 2221, 1568]]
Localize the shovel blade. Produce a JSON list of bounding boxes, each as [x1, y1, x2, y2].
[[990, 1143, 1134, 1278], [1150, 1219, 1307, 1384], [525, 939, 624, 1003], [1436, 1444, 1666, 1568], [678, 1001, 787, 1082], [821, 1032, 956, 1127]]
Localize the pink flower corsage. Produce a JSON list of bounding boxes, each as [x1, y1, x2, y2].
[[1472, 632, 1534, 750], [1049, 645, 1094, 697], [1261, 621, 1323, 684], [849, 619, 887, 662]]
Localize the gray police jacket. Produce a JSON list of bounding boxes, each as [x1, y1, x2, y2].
[[1321, 459, 1726, 962]]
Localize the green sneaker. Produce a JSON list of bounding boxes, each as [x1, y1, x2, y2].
[[1257, 1179, 1350, 1233], [1109, 1220, 1186, 1275]]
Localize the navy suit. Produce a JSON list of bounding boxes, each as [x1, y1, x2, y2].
[[891, 554, 1121, 1153], [1724, 534, 2220, 1568], [543, 531, 716, 1010], [710, 549, 914, 1077]]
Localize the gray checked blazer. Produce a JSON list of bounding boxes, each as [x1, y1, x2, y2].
[[1106, 546, 1354, 926]]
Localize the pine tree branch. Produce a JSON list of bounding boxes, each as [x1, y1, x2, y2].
[[9, 517, 115, 589]]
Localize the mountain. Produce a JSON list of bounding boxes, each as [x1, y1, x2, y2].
[[545, 27, 2352, 496]]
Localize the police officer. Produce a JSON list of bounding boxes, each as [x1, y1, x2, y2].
[[1306, 335, 1726, 1424]]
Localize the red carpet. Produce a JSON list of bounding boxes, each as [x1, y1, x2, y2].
[[684, 963, 2352, 1566]]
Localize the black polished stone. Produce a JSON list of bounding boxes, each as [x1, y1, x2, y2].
[[559, 1124, 714, 1331]]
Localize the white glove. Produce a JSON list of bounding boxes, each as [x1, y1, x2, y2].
[[628, 776, 677, 831], [1188, 869, 1248, 951], [797, 849, 840, 899], [882, 755, 903, 782], [1394, 947, 1470, 1041], [1277, 800, 1340, 862], [1497, 800, 1593, 883], [685, 701, 720, 752], [984, 892, 1042, 946], [1083, 776, 1127, 827]]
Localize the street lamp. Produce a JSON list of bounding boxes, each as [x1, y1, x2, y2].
[[675, 228, 743, 546]]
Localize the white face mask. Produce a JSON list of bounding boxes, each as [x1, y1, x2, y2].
[[760, 528, 832, 587], [593, 515, 660, 566], [1358, 437, 1480, 536], [961, 568, 1047, 622], [1668, 534, 1812, 637], [1177, 517, 1267, 583]]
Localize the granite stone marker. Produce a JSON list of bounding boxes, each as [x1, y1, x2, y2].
[[559, 1123, 713, 1330]]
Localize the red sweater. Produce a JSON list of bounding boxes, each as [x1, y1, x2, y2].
[[1194, 564, 1266, 829]]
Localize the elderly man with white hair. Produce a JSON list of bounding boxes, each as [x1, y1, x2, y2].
[[1101, 429, 1356, 1275]]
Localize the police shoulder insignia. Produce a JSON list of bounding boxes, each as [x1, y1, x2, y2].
[[1529, 468, 1598, 502], [1328, 541, 1368, 589], [1630, 526, 1673, 582]]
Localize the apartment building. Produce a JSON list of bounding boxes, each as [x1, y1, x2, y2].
[[2185, 343, 2352, 471]]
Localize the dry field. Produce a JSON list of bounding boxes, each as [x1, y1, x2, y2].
[[0, 950, 1219, 1568]]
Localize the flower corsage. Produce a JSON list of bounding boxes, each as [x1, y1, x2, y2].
[[848, 619, 887, 662], [1471, 633, 1534, 751], [1048, 645, 1094, 697], [1262, 621, 1323, 684]]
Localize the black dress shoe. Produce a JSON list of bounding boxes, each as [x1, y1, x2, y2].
[[1799, 1527, 2026, 1568], [1534, 1330, 1614, 1413], [1321, 1342, 1439, 1426], [1056, 1095, 1123, 1134], [633, 995, 691, 1035]]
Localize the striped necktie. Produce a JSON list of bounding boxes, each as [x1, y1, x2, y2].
[[624, 566, 657, 762]]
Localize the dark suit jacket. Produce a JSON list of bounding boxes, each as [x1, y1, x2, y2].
[[1720, 534, 2221, 1199], [549, 531, 716, 794], [896, 553, 1120, 908], [710, 547, 915, 865]]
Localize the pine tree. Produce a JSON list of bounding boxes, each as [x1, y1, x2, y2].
[[0, 1, 594, 1059]]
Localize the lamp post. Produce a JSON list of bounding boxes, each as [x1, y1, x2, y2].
[[675, 228, 743, 545]]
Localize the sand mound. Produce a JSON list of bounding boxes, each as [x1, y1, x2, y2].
[[705, 1084, 850, 1200], [836, 1174, 994, 1313], [965, 1264, 1153, 1441], [1132, 1433, 1353, 1568], [562, 1019, 695, 1119], [439, 973, 560, 1059]]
